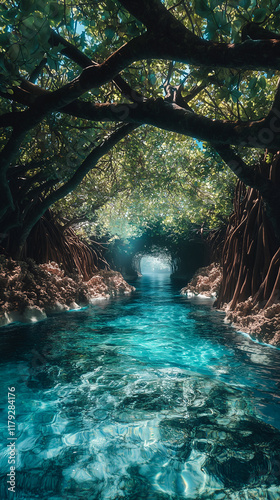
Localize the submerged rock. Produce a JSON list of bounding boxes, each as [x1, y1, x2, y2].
[[0, 256, 135, 326]]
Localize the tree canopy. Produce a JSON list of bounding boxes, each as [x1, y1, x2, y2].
[[82, 128, 236, 243], [1, 0, 280, 252]]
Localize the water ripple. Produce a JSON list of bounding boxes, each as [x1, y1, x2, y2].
[[0, 275, 280, 499]]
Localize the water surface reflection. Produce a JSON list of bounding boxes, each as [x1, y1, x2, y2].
[[0, 274, 280, 499]]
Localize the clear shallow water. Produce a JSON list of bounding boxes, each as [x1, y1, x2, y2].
[[0, 274, 280, 499]]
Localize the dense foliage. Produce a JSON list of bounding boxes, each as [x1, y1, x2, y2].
[[85, 129, 236, 242], [1, 0, 280, 251]]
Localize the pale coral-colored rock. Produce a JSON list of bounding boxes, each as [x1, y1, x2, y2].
[[0, 256, 135, 327], [181, 263, 222, 298], [69, 301, 80, 310], [181, 263, 280, 346], [223, 299, 280, 346], [40, 262, 65, 277]]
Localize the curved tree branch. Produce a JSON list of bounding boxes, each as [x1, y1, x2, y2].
[[19, 123, 138, 245], [49, 30, 144, 103], [61, 99, 280, 149], [118, 0, 280, 70]]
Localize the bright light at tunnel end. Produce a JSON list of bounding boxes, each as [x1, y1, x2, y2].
[[140, 255, 172, 275]]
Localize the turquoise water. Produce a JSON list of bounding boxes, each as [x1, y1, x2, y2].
[[0, 274, 280, 499]]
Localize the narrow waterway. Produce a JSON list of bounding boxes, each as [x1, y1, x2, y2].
[[0, 274, 280, 499]]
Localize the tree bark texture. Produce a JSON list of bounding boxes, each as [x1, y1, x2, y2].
[[216, 152, 280, 311], [4, 210, 109, 281]]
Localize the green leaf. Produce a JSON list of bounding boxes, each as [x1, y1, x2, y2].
[[259, 76, 266, 89], [229, 74, 239, 88], [0, 54, 6, 71], [0, 33, 10, 46], [50, 42, 65, 55], [193, 0, 211, 17], [79, 31, 86, 48], [1, 8, 18, 21], [206, 20, 217, 40], [239, 0, 251, 9], [222, 23, 231, 36], [101, 11, 110, 20], [230, 89, 242, 103], [127, 22, 140, 36], [38, 22, 51, 45], [49, 3, 64, 22], [34, 0, 48, 13], [210, 0, 220, 7], [47, 56, 56, 70], [231, 20, 242, 42], [66, 17, 75, 33], [33, 10, 45, 29], [21, 0, 34, 13], [106, 0, 115, 9], [253, 8, 267, 23], [248, 76, 257, 90], [148, 73, 157, 85], [214, 11, 226, 28], [104, 27, 115, 40], [21, 15, 35, 32], [250, 85, 259, 98], [232, 19, 242, 29], [8, 44, 20, 62]]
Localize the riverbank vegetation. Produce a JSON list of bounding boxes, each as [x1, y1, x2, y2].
[[1, 0, 280, 341]]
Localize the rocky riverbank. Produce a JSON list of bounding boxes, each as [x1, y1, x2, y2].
[[180, 263, 222, 299], [0, 256, 135, 327], [181, 263, 280, 346]]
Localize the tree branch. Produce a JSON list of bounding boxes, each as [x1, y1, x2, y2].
[[62, 99, 280, 149], [118, 0, 194, 35], [19, 123, 138, 244], [2, 7, 280, 179], [0, 112, 22, 128], [3, 88, 280, 153], [241, 22, 280, 42], [0, 32, 150, 170], [29, 58, 48, 83], [214, 144, 267, 188], [118, 0, 280, 70]]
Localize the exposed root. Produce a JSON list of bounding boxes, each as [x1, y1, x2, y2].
[[216, 153, 280, 312], [182, 263, 280, 346], [5, 209, 110, 281]]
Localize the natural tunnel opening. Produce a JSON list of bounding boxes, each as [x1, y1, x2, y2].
[[140, 255, 172, 276]]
